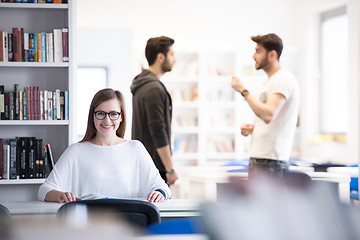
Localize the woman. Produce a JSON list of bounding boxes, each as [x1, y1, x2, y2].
[[38, 88, 171, 203]]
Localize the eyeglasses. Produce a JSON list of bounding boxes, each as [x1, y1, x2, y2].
[[94, 111, 121, 120]]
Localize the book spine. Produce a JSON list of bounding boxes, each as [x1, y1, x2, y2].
[[28, 137, 36, 178], [40, 90, 43, 120], [19, 90, 23, 120], [64, 90, 68, 120], [19, 137, 27, 179], [0, 30, 3, 62], [0, 138, 3, 179], [53, 29, 62, 62], [37, 33, 41, 62], [8, 33, 13, 62], [24, 32, 29, 62], [29, 33, 35, 62], [9, 138, 17, 179], [47, 91, 52, 120], [56, 89, 60, 120], [21, 28, 25, 62], [41, 32, 46, 62], [62, 27, 68, 62], [3, 144, 10, 180], [34, 33, 38, 62], [4, 92, 9, 120], [23, 90, 27, 120], [60, 91, 64, 120], [14, 84, 19, 120], [3, 31, 8, 62], [53, 91, 56, 120], [43, 90, 48, 120], [9, 92, 14, 120], [0, 85, 4, 120]]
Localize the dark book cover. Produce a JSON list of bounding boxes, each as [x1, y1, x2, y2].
[[27, 137, 36, 178], [14, 84, 19, 120], [60, 91, 65, 120], [9, 138, 17, 179], [19, 137, 28, 179], [21, 28, 25, 62], [29, 33, 35, 62], [12, 28, 22, 62], [8, 33, 13, 62], [35, 139, 43, 178], [4, 92, 9, 120]]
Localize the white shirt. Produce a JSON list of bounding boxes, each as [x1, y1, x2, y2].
[[38, 140, 171, 201], [250, 68, 300, 161]]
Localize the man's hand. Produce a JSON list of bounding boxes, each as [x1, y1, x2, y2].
[[231, 76, 245, 93], [241, 124, 254, 136], [166, 170, 178, 185]]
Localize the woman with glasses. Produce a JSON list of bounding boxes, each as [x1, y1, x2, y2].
[[38, 88, 171, 203]]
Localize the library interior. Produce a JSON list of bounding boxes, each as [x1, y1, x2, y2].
[[0, 0, 360, 239]]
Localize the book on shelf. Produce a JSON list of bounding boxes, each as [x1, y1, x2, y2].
[[0, 137, 50, 180], [62, 27, 68, 62], [0, 28, 68, 62], [0, 85, 4, 120]]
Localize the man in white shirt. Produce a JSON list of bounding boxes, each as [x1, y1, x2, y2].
[[231, 33, 299, 178]]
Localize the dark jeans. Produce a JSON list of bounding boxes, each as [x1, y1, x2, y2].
[[248, 157, 289, 179]]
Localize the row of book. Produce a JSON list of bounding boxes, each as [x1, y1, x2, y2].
[[168, 85, 198, 102], [0, 27, 68, 63], [0, 84, 69, 120], [207, 137, 235, 153], [173, 135, 198, 154], [0, 0, 67, 3], [0, 137, 54, 180]]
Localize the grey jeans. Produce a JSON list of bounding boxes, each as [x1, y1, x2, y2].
[[248, 158, 289, 179]]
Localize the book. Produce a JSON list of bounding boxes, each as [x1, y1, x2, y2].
[[43, 90, 48, 120], [4, 92, 8, 120], [34, 33, 38, 62], [23, 32, 29, 62], [53, 29, 62, 62], [62, 27, 68, 62], [47, 91, 53, 120], [0, 85, 4, 120], [23, 90, 27, 120], [9, 138, 17, 179], [29, 33, 35, 62], [12, 28, 22, 62], [64, 90, 69, 120], [60, 91, 64, 120], [0, 31, 3, 62], [3, 143, 10, 180], [9, 92, 14, 120], [8, 33, 13, 62], [45, 143, 54, 171], [0, 138, 3, 179], [21, 28, 25, 62], [37, 33, 41, 62], [28, 137, 36, 178], [19, 137, 28, 179], [41, 32, 46, 62], [3, 31, 9, 62], [56, 89, 60, 119], [14, 84, 20, 120], [35, 139, 43, 178]]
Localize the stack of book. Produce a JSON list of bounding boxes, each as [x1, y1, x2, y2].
[[0, 137, 54, 180], [0, 27, 68, 63], [0, 84, 69, 121]]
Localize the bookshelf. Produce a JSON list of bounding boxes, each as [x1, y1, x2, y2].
[[0, 2, 74, 201], [163, 51, 267, 167]]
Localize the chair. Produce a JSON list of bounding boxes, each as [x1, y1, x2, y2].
[[0, 204, 10, 219], [57, 199, 160, 229]]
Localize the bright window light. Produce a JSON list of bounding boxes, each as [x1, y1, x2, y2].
[[320, 7, 348, 134]]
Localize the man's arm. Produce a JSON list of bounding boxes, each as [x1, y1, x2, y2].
[[231, 76, 286, 124], [157, 145, 178, 185]]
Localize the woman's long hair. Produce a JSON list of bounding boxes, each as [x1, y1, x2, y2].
[[80, 88, 126, 142]]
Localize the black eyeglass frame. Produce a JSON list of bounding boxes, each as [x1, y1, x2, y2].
[[94, 111, 121, 120]]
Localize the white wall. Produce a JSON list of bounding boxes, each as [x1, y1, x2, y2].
[[75, 0, 359, 164]]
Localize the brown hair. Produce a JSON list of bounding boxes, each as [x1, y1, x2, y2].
[[251, 33, 283, 60], [80, 88, 126, 142], [145, 36, 175, 66]]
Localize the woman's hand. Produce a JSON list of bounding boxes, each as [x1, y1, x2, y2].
[[57, 191, 81, 203], [147, 191, 165, 203]]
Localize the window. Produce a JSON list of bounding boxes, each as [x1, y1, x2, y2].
[[320, 6, 348, 135], [75, 67, 108, 142]]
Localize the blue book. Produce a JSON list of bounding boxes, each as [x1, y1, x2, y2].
[[34, 33, 38, 62], [23, 90, 27, 120], [41, 32, 46, 62]]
